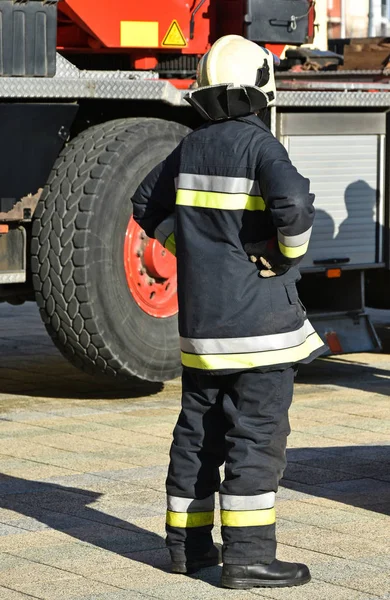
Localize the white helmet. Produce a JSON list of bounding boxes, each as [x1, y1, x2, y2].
[[196, 35, 278, 106]]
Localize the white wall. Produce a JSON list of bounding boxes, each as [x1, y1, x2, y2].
[[345, 0, 390, 37], [345, 0, 369, 37]]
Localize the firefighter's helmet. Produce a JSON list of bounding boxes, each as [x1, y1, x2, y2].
[[185, 35, 279, 121], [196, 35, 278, 106]]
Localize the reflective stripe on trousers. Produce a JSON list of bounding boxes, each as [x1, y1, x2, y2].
[[166, 494, 215, 528], [166, 492, 276, 528]]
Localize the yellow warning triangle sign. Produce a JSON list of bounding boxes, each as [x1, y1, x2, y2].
[[162, 20, 187, 47]]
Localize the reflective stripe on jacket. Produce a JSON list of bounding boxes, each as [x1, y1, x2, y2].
[[132, 114, 326, 374]]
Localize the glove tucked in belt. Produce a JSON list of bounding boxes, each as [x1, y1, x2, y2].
[[245, 238, 291, 278]]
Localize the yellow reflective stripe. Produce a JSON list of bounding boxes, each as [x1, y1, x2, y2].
[[166, 510, 214, 528], [278, 240, 309, 259], [165, 233, 176, 256], [176, 189, 265, 211], [181, 332, 324, 370], [221, 508, 276, 527]]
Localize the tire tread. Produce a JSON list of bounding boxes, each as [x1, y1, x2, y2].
[[31, 118, 187, 380]]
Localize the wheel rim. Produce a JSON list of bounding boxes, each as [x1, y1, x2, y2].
[[124, 216, 178, 318]]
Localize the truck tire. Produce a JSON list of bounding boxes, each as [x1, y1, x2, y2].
[[31, 118, 190, 382]]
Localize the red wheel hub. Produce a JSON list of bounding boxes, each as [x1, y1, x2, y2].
[[124, 217, 178, 318]]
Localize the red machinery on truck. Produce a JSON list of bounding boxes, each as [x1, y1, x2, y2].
[[0, 0, 387, 381]]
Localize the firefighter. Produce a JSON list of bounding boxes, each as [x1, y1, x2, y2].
[[132, 34, 326, 590]]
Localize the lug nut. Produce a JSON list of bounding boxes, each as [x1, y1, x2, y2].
[[139, 267, 146, 275]]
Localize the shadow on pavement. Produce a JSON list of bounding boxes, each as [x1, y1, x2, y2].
[[283, 445, 390, 516], [0, 474, 169, 568], [297, 357, 390, 397], [0, 354, 164, 400]]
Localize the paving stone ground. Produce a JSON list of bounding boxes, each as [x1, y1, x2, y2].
[[0, 303, 389, 600]]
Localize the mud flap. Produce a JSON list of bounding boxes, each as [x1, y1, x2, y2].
[[0, 227, 26, 283], [310, 311, 382, 355]]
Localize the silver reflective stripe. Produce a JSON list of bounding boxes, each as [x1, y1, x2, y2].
[[167, 494, 215, 513], [180, 320, 315, 355], [220, 492, 276, 511], [155, 214, 175, 246], [278, 227, 313, 248], [177, 174, 261, 197]]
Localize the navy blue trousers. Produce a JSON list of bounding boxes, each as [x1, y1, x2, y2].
[[166, 367, 294, 565]]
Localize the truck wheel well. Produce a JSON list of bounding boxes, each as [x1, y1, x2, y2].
[[71, 99, 202, 139]]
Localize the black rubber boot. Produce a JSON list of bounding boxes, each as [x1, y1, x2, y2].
[[221, 559, 311, 589], [171, 543, 222, 575]]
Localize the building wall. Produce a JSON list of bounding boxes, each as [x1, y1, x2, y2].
[[328, 0, 390, 39], [346, 0, 369, 38]]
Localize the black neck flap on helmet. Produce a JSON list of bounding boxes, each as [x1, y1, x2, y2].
[[185, 83, 271, 121]]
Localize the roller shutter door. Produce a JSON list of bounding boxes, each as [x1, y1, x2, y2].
[[285, 134, 383, 268]]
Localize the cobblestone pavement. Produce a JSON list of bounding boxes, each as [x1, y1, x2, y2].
[[0, 303, 389, 600]]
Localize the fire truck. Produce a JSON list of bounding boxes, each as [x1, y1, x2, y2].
[[0, 0, 387, 381]]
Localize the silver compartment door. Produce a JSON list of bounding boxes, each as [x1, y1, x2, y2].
[[285, 134, 382, 268]]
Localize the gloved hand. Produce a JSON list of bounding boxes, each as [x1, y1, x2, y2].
[[245, 237, 291, 278]]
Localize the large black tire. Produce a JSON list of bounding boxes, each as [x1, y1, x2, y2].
[[31, 118, 190, 382]]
